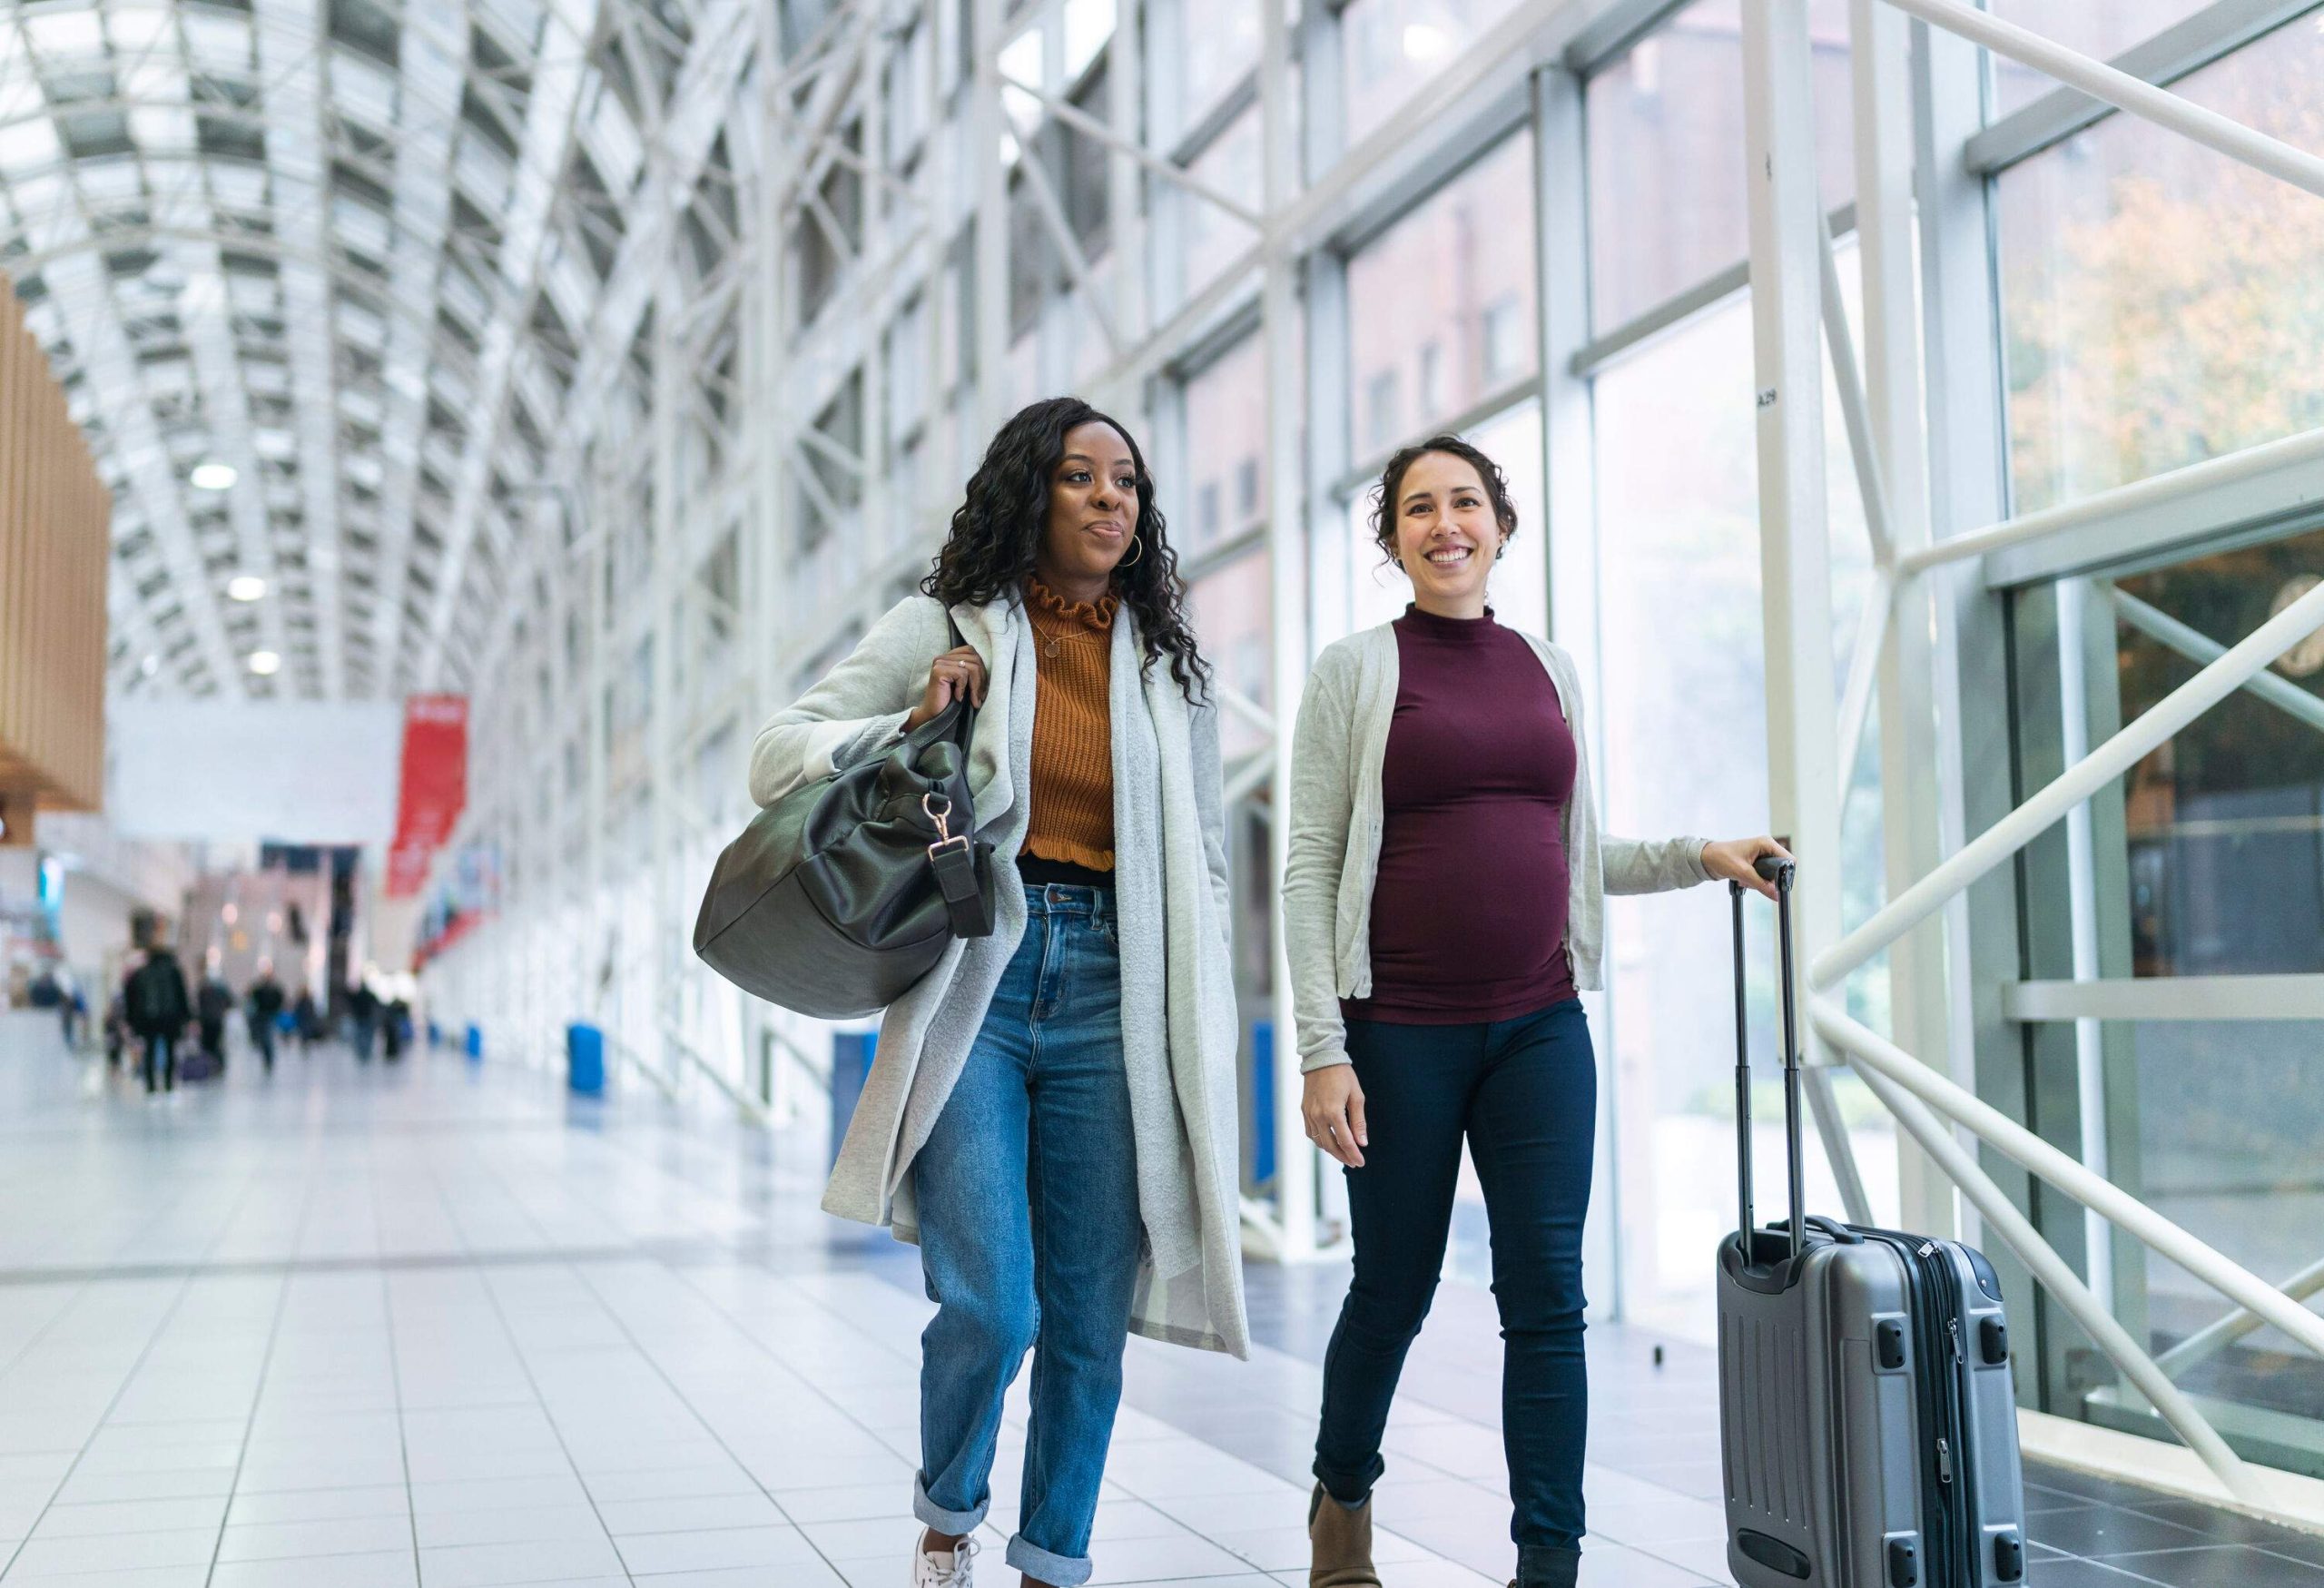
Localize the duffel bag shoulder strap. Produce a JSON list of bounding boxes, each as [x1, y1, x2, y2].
[[921, 609, 991, 938]]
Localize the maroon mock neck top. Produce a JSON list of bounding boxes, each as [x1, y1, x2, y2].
[[1341, 604, 1580, 1026]]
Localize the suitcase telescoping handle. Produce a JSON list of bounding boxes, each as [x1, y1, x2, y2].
[[1731, 853, 1802, 1267]]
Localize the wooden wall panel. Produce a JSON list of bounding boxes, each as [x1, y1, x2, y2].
[[0, 268, 111, 826]]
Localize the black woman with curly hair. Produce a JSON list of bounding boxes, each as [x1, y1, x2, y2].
[[750, 396, 1247, 1588]]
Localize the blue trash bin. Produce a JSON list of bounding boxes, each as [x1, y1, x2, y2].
[[830, 1031, 875, 1168], [1251, 1020, 1276, 1186], [566, 1022, 604, 1095], [463, 1022, 482, 1061]]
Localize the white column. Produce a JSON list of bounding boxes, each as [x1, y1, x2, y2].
[[1261, 0, 1316, 1258], [1533, 60, 1624, 1317], [1853, 0, 1951, 1236], [1740, 2, 1844, 1107], [649, 189, 684, 1096], [1108, 0, 1147, 345], [970, 0, 1010, 435]]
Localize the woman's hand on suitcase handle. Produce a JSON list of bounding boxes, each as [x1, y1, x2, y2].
[[903, 646, 989, 733], [1302, 1064, 1369, 1168], [1702, 835, 1793, 900]]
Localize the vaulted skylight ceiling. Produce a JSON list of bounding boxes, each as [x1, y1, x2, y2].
[[0, 0, 715, 700]]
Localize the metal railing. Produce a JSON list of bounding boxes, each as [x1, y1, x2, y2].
[[1744, 0, 2324, 1517]]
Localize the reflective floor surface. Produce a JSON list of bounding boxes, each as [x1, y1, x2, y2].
[[1, 1011, 2319, 1585]]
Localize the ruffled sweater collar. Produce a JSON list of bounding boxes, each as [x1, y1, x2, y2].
[[1027, 578, 1118, 631]]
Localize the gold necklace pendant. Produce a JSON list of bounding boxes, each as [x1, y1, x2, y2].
[[1043, 637, 1060, 658]]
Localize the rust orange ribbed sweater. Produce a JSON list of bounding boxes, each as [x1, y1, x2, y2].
[[1020, 579, 1118, 873]]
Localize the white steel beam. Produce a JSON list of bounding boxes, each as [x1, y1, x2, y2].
[[1846, 1050, 2263, 1504], [35, 251, 243, 696], [1261, 0, 1316, 1259], [1815, 998, 2324, 1364], [998, 73, 1264, 227], [1740, 0, 1843, 1056], [413, 0, 610, 687], [251, 0, 340, 696], [2155, 1256, 2324, 1381], [2110, 587, 2324, 735], [466, 0, 868, 696], [368, 0, 464, 694], [138, 45, 293, 689], [1815, 575, 2324, 991], [970, 0, 1009, 439], [1012, 145, 1123, 354], [1855, 0, 1954, 1238], [1959, 0, 2324, 176], [1903, 425, 2324, 580], [1883, 0, 2324, 201], [2002, 973, 2324, 1023]]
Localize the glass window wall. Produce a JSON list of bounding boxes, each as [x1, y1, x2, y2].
[[1171, 0, 1264, 133], [2108, 528, 2324, 981], [1589, 265, 1893, 1342], [1341, 0, 1529, 144], [1181, 332, 1267, 557], [2014, 522, 2324, 1464], [1174, 105, 1262, 311], [1584, 0, 1854, 332], [1187, 549, 1274, 764], [1344, 131, 1537, 458], [1995, 18, 2324, 517], [1986, 0, 2221, 115]]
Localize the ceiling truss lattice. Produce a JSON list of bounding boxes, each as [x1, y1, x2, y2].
[[0, 0, 723, 699]]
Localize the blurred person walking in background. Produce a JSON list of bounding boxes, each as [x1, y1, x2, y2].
[[124, 932, 192, 1095], [195, 967, 235, 1076], [348, 980, 379, 1061], [247, 963, 285, 1071]]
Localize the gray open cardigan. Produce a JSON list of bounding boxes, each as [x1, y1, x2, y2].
[[748, 592, 1250, 1358], [1282, 620, 1714, 1075]]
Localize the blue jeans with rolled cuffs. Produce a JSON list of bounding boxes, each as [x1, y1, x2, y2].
[[1315, 997, 1597, 1562], [911, 882, 1141, 1588]]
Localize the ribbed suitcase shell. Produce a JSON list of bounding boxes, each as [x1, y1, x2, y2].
[[1716, 863, 2027, 1587]]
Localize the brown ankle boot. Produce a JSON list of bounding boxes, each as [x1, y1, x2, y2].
[[1309, 1482, 1383, 1588]]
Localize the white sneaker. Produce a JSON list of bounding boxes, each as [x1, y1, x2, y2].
[[913, 1534, 978, 1586]]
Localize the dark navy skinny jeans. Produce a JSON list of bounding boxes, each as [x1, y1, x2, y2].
[[1314, 997, 1596, 1553]]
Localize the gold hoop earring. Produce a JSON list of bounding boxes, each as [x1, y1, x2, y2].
[[1118, 533, 1144, 568]]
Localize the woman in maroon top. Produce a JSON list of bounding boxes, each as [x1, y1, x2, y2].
[[1292, 437, 1787, 1588]]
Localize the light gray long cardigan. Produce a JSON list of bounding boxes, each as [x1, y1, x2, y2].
[[1283, 620, 1714, 1074], [748, 592, 1250, 1358]]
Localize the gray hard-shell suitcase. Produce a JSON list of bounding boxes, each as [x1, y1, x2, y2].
[[1716, 858, 2027, 1588]]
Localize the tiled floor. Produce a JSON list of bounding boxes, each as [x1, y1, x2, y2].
[[1, 1011, 2319, 1586]]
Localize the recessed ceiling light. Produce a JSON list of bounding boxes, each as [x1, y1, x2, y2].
[[140, 654, 160, 676], [190, 462, 237, 490], [227, 576, 267, 602], [247, 650, 281, 676]]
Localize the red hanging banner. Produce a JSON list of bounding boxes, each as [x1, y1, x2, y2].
[[385, 695, 468, 897]]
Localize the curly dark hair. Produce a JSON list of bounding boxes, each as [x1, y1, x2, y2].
[[923, 396, 1211, 698], [1366, 433, 1521, 567]]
